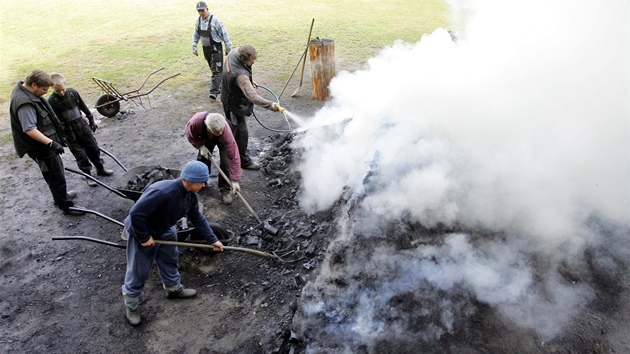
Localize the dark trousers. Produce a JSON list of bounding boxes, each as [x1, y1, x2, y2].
[[202, 45, 223, 96], [28, 152, 74, 210], [226, 110, 252, 165], [197, 142, 231, 194], [67, 124, 104, 174]]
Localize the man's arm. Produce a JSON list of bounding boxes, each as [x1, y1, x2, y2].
[[191, 17, 200, 55], [213, 17, 232, 53], [218, 125, 242, 182], [236, 76, 275, 109], [25, 129, 54, 145], [191, 17, 201, 46], [128, 188, 163, 244], [184, 114, 206, 149], [18, 105, 53, 145], [72, 89, 92, 118]]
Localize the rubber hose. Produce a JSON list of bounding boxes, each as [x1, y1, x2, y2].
[[253, 85, 292, 133]]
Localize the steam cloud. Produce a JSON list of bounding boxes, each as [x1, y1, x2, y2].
[[293, 0, 628, 351]]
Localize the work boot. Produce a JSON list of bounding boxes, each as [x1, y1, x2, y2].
[[241, 161, 260, 170], [165, 285, 197, 300], [123, 293, 141, 326], [54, 191, 77, 207], [125, 307, 141, 326], [221, 193, 234, 205], [62, 208, 86, 216], [83, 171, 98, 187], [96, 168, 114, 176]]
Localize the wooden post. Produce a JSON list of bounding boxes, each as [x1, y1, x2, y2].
[[309, 38, 335, 100]]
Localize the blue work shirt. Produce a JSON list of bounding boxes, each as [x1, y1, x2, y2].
[[125, 178, 217, 244]]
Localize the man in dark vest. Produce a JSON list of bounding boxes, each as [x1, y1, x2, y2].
[[191, 1, 232, 100], [221, 45, 281, 170], [9, 70, 84, 216]]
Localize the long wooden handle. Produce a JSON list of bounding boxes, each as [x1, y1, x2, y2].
[[297, 18, 315, 85], [153, 240, 277, 259], [207, 155, 263, 224]]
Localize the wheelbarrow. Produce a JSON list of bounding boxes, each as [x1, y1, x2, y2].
[[93, 67, 181, 118], [65, 165, 180, 201]]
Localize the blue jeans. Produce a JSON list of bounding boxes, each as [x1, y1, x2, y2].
[[121, 219, 180, 298]]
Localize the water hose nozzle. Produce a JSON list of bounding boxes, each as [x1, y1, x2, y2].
[[275, 104, 285, 113]]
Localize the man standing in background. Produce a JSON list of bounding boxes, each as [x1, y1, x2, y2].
[[192, 1, 232, 101]]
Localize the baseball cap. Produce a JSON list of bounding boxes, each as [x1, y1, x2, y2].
[[196, 1, 207, 10]]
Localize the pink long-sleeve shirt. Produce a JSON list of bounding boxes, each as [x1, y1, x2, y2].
[[185, 112, 242, 182]]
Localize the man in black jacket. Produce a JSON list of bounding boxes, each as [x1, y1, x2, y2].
[[221, 45, 280, 170], [48, 73, 113, 187], [9, 70, 84, 216]]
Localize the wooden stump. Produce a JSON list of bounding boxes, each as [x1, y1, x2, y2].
[[309, 38, 335, 100]]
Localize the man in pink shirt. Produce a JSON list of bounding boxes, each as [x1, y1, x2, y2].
[[185, 112, 241, 204]]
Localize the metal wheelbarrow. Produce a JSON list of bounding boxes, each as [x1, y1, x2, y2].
[[93, 67, 181, 118], [66, 162, 180, 201]]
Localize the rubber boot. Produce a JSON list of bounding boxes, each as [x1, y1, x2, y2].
[[164, 284, 197, 299], [82, 170, 98, 187], [96, 167, 114, 176], [123, 293, 141, 326]]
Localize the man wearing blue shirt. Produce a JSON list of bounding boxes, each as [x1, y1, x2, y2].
[[121, 160, 224, 326]]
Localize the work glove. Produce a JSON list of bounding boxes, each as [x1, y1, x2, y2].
[[49, 140, 65, 155], [231, 181, 240, 194], [192, 45, 198, 56], [87, 115, 98, 132], [199, 145, 211, 160]]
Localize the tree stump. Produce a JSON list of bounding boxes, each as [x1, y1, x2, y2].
[[309, 38, 335, 100]]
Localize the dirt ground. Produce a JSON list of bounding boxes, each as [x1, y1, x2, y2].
[[1, 72, 629, 354], [0, 74, 329, 354]]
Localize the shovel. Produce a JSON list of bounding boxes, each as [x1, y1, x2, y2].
[[52, 235, 280, 260], [206, 155, 262, 224]]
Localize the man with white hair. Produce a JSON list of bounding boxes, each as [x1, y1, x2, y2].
[[185, 112, 242, 204]]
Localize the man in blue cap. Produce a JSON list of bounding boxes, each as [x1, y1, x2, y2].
[[121, 160, 224, 326]]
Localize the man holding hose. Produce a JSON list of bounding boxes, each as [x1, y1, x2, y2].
[[221, 44, 281, 170]]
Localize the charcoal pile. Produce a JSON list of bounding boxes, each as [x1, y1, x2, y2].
[[125, 166, 178, 192], [226, 132, 334, 268]]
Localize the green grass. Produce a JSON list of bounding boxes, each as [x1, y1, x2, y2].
[[0, 0, 450, 104]]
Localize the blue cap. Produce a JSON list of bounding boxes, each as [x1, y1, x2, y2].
[[196, 1, 207, 10], [181, 161, 209, 182]]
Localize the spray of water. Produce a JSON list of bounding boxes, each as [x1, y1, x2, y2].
[[282, 110, 308, 129], [291, 0, 629, 351]]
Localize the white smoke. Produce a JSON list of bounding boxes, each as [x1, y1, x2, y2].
[[294, 0, 629, 350]]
